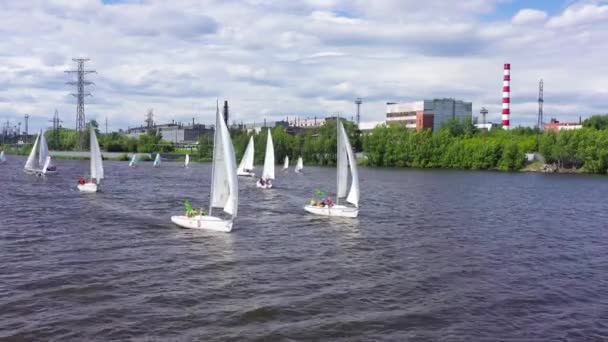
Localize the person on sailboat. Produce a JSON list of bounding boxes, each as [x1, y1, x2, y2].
[[259, 178, 266, 186], [78, 177, 86, 185]]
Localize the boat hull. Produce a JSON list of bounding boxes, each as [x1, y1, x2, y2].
[[77, 183, 98, 193], [237, 171, 255, 177], [24, 168, 57, 176], [256, 181, 273, 189], [304, 204, 359, 218], [171, 215, 233, 232]]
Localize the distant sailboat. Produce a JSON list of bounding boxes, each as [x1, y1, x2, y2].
[[256, 129, 275, 189], [171, 103, 238, 232], [283, 155, 289, 170], [295, 156, 303, 173], [77, 125, 104, 193], [129, 154, 138, 167], [24, 130, 57, 175], [304, 120, 359, 218], [153, 153, 161, 167], [0, 151, 6, 163], [185, 154, 190, 168], [237, 136, 255, 177]]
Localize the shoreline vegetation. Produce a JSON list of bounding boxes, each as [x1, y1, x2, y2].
[[4, 115, 608, 175]]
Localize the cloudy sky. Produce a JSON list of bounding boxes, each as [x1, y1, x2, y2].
[[1, 0, 607, 132]]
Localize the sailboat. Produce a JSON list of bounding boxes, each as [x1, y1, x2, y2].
[[129, 154, 138, 167], [237, 136, 255, 177], [295, 156, 303, 173], [184, 154, 190, 168], [77, 126, 104, 193], [256, 129, 275, 189], [283, 156, 289, 170], [0, 151, 6, 163], [304, 120, 359, 218], [171, 104, 238, 232], [153, 153, 161, 167], [24, 130, 57, 175]]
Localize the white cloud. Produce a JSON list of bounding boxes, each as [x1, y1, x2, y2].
[[512, 9, 548, 25], [0, 0, 607, 131]]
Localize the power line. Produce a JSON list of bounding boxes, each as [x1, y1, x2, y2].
[[65, 58, 96, 149]]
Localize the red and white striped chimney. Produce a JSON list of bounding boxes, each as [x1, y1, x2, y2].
[[502, 63, 510, 129]]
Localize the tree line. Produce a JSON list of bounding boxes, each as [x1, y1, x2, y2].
[[30, 114, 608, 174]]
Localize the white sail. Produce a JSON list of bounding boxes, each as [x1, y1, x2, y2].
[[39, 130, 49, 167], [210, 106, 238, 216], [295, 156, 303, 172], [185, 154, 190, 167], [337, 122, 348, 199], [153, 153, 161, 166], [89, 126, 104, 183], [129, 154, 137, 166], [24, 131, 41, 171], [283, 156, 289, 169], [0, 151, 5, 162], [262, 129, 275, 179], [237, 136, 255, 172], [339, 121, 360, 207], [42, 156, 51, 175]]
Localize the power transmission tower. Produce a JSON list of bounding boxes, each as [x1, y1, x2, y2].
[[355, 98, 362, 125], [49, 109, 63, 147], [65, 58, 96, 149], [537, 79, 544, 130], [24, 114, 29, 142], [145, 109, 154, 128]]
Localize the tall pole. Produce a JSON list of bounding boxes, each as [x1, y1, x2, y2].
[[105, 117, 108, 134], [65, 58, 96, 149], [355, 98, 362, 125], [480, 107, 488, 125], [24, 114, 29, 143], [537, 79, 544, 130]]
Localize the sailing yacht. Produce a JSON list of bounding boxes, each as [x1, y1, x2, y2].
[[237, 136, 255, 177], [0, 151, 6, 163], [77, 126, 104, 193], [171, 104, 238, 232], [153, 153, 161, 167], [129, 154, 138, 167], [24, 130, 57, 175], [256, 129, 275, 189], [295, 156, 303, 173], [283, 156, 289, 170], [304, 120, 359, 218], [184, 154, 190, 168]]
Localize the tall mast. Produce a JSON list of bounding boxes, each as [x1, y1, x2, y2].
[[336, 115, 340, 205], [208, 100, 219, 216]]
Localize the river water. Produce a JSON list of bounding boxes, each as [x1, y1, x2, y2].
[[1, 156, 606, 341]]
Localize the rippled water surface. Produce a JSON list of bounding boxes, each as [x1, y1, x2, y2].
[[1, 156, 607, 341]]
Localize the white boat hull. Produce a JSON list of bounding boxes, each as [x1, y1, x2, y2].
[[237, 171, 255, 177], [77, 183, 98, 193], [24, 168, 57, 176], [256, 181, 273, 189], [304, 204, 359, 218], [171, 215, 233, 232]]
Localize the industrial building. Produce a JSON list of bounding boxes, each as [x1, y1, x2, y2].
[[544, 118, 582, 133], [386, 98, 470, 131], [127, 121, 213, 144]]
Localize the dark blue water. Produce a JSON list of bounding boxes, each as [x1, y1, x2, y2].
[[1, 156, 607, 341]]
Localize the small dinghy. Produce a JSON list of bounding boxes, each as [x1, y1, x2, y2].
[[171, 103, 238, 232], [295, 156, 303, 173], [237, 136, 255, 177], [256, 129, 275, 189], [304, 120, 359, 218], [153, 153, 161, 167], [77, 125, 104, 193], [283, 155, 289, 171], [129, 154, 138, 167], [184, 154, 190, 168], [0, 151, 6, 163]]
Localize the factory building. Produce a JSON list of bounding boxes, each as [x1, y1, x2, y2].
[[386, 98, 470, 131], [127, 122, 213, 144], [544, 118, 582, 133]]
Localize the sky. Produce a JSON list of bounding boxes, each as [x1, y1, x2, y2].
[[1, 0, 607, 132]]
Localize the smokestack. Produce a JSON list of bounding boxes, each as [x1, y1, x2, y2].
[[502, 63, 511, 129], [223, 101, 229, 126]]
